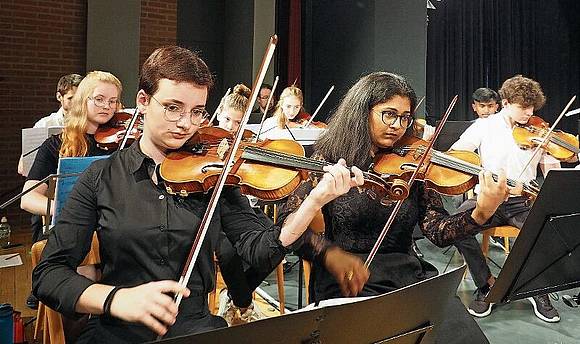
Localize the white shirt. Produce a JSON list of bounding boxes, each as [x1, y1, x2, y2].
[[33, 107, 64, 128], [450, 110, 559, 184], [259, 117, 296, 140]]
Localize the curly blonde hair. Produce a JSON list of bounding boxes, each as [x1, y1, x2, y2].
[[499, 75, 545, 110], [272, 86, 304, 128], [60, 71, 122, 157]]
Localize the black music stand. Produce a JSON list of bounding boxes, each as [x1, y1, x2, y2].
[[433, 120, 473, 151], [154, 265, 466, 344], [486, 169, 580, 304]]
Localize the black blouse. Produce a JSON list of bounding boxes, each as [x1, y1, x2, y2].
[[277, 155, 486, 300], [32, 142, 290, 339]]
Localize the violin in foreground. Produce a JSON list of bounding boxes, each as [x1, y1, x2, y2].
[[374, 135, 540, 199], [513, 115, 579, 161], [159, 126, 404, 202]]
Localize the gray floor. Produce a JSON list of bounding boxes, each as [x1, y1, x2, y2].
[[261, 239, 580, 344]]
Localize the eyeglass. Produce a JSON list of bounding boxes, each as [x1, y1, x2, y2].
[[150, 95, 209, 125], [88, 96, 118, 108], [375, 110, 414, 128]]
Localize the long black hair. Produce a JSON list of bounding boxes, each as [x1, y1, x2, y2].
[[315, 72, 417, 167]]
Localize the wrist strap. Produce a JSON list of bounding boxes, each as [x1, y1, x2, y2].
[[103, 286, 123, 316]]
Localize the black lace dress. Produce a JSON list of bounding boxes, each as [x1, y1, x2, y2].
[[277, 156, 490, 343]]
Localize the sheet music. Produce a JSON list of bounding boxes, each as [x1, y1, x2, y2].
[[293, 296, 375, 313], [21, 126, 63, 176], [244, 123, 325, 145], [0, 253, 23, 269]]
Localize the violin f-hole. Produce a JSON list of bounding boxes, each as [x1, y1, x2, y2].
[[400, 163, 418, 171], [201, 164, 224, 173]]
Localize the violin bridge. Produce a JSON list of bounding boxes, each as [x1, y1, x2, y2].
[[217, 138, 229, 160]]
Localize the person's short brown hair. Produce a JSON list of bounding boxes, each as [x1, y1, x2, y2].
[[499, 75, 545, 110], [57, 73, 83, 95], [139, 46, 214, 96]]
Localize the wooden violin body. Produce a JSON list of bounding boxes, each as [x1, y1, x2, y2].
[[95, 112, 143, 150], [160, 127, 306, 200], [160, 127, 400, 202], [374, 135, 480, 196], [513, 115, 579, 161], [288, 113, 328, 129]]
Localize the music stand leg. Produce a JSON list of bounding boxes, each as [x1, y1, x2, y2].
[[298, 259, 304, 309]]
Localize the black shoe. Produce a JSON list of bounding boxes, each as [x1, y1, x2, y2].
[[412, 241, 423, 258], [26, 292, 39, 310], [468, 286, 493, 317], [528, 294, 560, 323]]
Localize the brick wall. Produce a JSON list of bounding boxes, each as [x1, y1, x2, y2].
[[139, 0, 178, 67], [0, 0, 87, 230], [0, 0, 178, 231]]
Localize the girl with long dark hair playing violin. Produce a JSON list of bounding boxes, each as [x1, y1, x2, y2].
[[451, 75, 562, 323], [277, 72, 511, 343], [32, 46, 366, 343]]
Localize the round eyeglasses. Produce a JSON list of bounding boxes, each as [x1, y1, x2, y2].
[[88, 97, 118, 109], [375, 110, 414, 129], [150, 95, 209, 126]]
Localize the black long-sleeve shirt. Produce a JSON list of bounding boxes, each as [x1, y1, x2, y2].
[[277, 154, 487, 302], [32, 142, 289, 331]]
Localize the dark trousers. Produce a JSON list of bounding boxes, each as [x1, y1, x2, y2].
[[454, 197, 529, 288], [215, 207, 273, 308]]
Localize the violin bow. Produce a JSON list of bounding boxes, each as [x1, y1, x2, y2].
[[414, 96, 425, 115], [208, 88, 232, 125], [117, 108, 140, 151], [303, 85, 334, 128], [167, 35, 278, 319], [516, 95, 576, 181], [254, 75, 280, 142], [365, 95, 458, 268]]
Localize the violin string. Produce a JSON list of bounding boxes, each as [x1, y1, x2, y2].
[[548, 135, 579, 153], [189, 146, 326, 170], [430, 152, 537, 194], [243, 146, 327, 171], [516, 96, 576, 181], [242, 147, 384, 186], [196, 144, 379, 180], [396, 148, 536, 193], [521, 127, 579, 153]]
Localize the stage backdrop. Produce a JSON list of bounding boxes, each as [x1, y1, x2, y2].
[[300, 0, 427, 122], [426, 0, 580, 134]]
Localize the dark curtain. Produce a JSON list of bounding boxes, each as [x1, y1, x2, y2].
[[275, 0, 303, 92], [426, 0, 580, 134]]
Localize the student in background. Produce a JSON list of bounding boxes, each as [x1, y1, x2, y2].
[[471, 87, 500, 119]]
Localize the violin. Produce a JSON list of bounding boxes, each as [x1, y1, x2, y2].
[[513, 115, 579, 161], [374, 135, 540, 198], [287, 113, 328, 128], [95, 112, 143, 150], [159, 126, 402, 202]]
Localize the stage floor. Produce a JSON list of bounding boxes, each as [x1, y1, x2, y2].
[[4, 227, 579, 343], [260, 236, 580, 344]]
